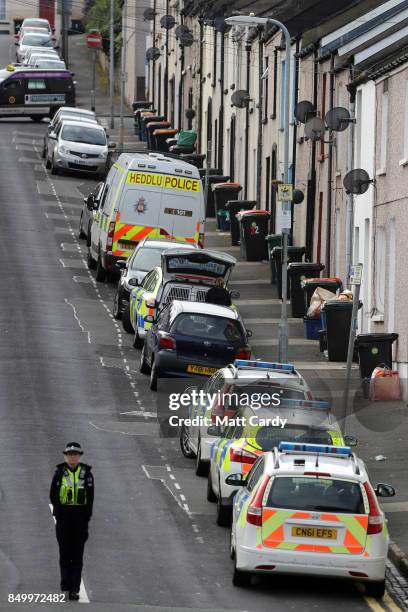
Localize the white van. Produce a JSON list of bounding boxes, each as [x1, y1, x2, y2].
[[88, 153, 206, 281]]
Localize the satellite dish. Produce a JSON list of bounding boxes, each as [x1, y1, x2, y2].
[[145, 47, 161, 61], [214, 16, 229, 33], [304, 116, 325, 141], [294, 100, 315, 124], [185, 108, 196, 120], [175, 25, 190, 38], [293, 189, 304, 204], [143, 8, 156, 21], [231, 90, 251, 108], [325, 106, 351, 132], [179, 29, 194, 47], [160, 15, 176, 29], [343, 169, 372, 195]]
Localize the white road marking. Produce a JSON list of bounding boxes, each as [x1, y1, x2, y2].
[[48, 505, 90, 603]]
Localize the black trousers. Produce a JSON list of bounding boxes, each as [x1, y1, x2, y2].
[[56, 519, 88, 592]]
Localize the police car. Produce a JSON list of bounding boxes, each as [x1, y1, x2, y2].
[[229, 442, 395, 597], [180, 360, 313, 477], [128, 248, 236, 347], [208, 399, 352, 526]]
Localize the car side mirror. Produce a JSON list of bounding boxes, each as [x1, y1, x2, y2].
[[207, 425, 221, 437], [144, 315, 155, 324], [14, 41, 18, 46], [230, 290, 240, 300], [48, 132, 57, 140], [246, 329, 253, 338], [108, 142, 116, 150], [375, 483, 395, 498], [115, 259, 127, 270], [344, 434, 358, 447], [225, 473, 246, 487], [127, 277, 139, 287]]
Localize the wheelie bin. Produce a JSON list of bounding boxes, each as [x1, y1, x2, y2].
[[199, 168, 223, 179], [217, 209, 230, 231], [153, 128, 178, 152], [142, 115, 166, 142], [226, 200, 256, 245], [146, 121, 171, 150], [204, 175, 230, 217], [355, 333, 399, 381], [134, 108, 155, 137], [180, 153, 206, 169], [302, 277, 343, 313], [321, 299, 362, 362], [288, 263, 325, 318], [212, 183, 242, 230], [265, 234, 292, 284], [271, 246, 306, 299], [237, 210, 270, 261]]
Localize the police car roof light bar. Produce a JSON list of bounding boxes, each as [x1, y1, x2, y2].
[[234, 360, 295, 373], [278, 442, 353, 457], [278, 399, 330, 411]]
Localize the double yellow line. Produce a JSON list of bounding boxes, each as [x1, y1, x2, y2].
[[365, 591, 402, 611]]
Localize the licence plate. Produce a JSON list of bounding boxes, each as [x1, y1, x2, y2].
[[186, 364, 217, 376], [118, 241, 136, 251], [75, 159, 94, 165], [291, 526, 337, 539]]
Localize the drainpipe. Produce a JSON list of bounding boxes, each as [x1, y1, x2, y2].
[[256, 32, 263, 204], [325, 53, 335, 275], [291, 36, 300, 242], [152, 0, 156, 108], [164, 0, 169, 118], [244, 43, 251, 198], [305, 46, 318, 260], [218, 30, 225, 171], [198, 20, 203, 151], [345, 75, 356, 287]]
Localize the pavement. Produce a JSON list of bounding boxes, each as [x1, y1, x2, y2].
[[0, 32, 407, 611]]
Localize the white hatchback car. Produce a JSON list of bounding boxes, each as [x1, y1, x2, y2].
[[16, 32, 54, 63], [229, 442, 395, 597]]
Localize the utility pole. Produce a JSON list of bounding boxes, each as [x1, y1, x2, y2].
[[118, 0, 127, 152], [109, 0, 115, 129]]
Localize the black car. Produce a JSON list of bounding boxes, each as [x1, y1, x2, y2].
[[113, 238, 198, 331], [78, 182, 104, 244], [140, 300, 251, 391]]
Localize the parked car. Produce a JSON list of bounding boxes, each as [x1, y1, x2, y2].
[[140, 300, 251, 391], [30, 58, 66, 70], [45, 120, 114, 178], [128, 248, 237, 347], [19, 18, 53, 36], [79, 182, 104, 244], [16, 32, 54, 63], [114, 238, 198, 327], [23, 47, 59, 66], [42, 114, 97, 158]]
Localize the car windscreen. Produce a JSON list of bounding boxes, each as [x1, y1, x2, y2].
[[24, 20, 49, 29], [171, 313, 244, 342], [22, 35, 52, 46], [266, 477, 365, 514], [131, 248, 163, 272], [61, 125, 106, 145], [249, 425, 333, 452], [166, 255, 229, 278], [35, 61, 65, 69]]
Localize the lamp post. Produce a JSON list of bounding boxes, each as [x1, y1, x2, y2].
[[225, 14, 292, 362]]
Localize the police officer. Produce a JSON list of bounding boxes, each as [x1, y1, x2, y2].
[[205, 277, 232, 307], [49, 443, 94, 601]]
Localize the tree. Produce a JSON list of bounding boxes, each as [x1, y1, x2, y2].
[[83, 0, 122, 62]]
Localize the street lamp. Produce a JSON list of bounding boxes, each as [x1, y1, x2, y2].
[[225, 14, 292, 362]]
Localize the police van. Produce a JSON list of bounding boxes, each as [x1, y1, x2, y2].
[[0, 68, 75, 121], [88, 153, 206, 282]]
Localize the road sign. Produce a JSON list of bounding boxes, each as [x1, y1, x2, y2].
[[349, 263, 363, 285], [278, 183, 293, 202], [86, 32, 103, 49]]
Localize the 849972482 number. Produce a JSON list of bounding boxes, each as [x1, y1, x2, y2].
[[8, 593, 66, 603]]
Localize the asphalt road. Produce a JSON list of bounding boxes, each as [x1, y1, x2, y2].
[[0, 34, 401, 612]]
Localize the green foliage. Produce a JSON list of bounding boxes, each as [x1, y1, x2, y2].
[[84, 0, 122, 62]]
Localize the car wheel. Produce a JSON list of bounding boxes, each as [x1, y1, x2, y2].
[[207, 471, 217, 502], [216, 475, 232, 526], [195, 438, 209, 477], [140, 343, 151, 375], [365, 580, 385, 599], [149, 357, 158, 391], [41, 144, 46, 159], [180, 425, 195, 458], [50, 155, 59, 175], [78, 213, 86, 239], [95, 254, 106, 282], [45, 156, 51, 170], [229, 528, 235, 560], [122, 305, 133, 334], [87, 247, 97, 270], [232, 560, 251, 588], [113, 291, 121, 320], [86, 222, 92, 247], [133, 327, 143, 349]]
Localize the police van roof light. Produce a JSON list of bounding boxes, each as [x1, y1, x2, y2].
[[234, 360, 295, 373], [278, 442, 352, 456]]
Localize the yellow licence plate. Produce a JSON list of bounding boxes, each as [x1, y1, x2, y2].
[[291, 526, 337, 540], [186, 364, 217, 376], [118, 242, 136, 251]]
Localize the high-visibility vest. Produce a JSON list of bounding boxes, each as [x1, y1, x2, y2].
[[59, 465, 87, 505]]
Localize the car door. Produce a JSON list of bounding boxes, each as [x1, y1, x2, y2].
[[135, 269, 160, 335], [148, 302, 171, 363], [47, 120, 61, 160], [0, 77, 25, 111], [90, 180, 111, 259], [129, 269, 155, 332]]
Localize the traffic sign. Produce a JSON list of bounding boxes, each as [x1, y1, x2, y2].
[[86, 32, 103, 48], [349, 263, 363, 285], [278, 183, 293, 202]]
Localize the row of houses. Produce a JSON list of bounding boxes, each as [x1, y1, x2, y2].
[[126, 0, 408, 383]]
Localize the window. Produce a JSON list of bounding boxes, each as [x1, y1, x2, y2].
[[131, 248, 163, 272], [3, 79, 21, 90], [62, 125, 106, 145], [403, 80, 408, 161], [279, 59, 286, 130], [355, 89, 362, 169], [374, 226, 385, 316], [171, 314, 245, 343], [141, 270, 157, 291], [245, 457, 264, 492], [212, 30, 217, 87], [272, 49, 278, 119], [387, 218, 396, 332], [378, 86, 388, 172], [0, 0, 5, 20], [263, 56, 269, 122]]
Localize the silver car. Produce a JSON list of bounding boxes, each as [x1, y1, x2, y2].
[[45, 120, 115, 178], [16, 32, 54, 63], [42, 113, 97, 158], [23, 47, 58, 65]]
